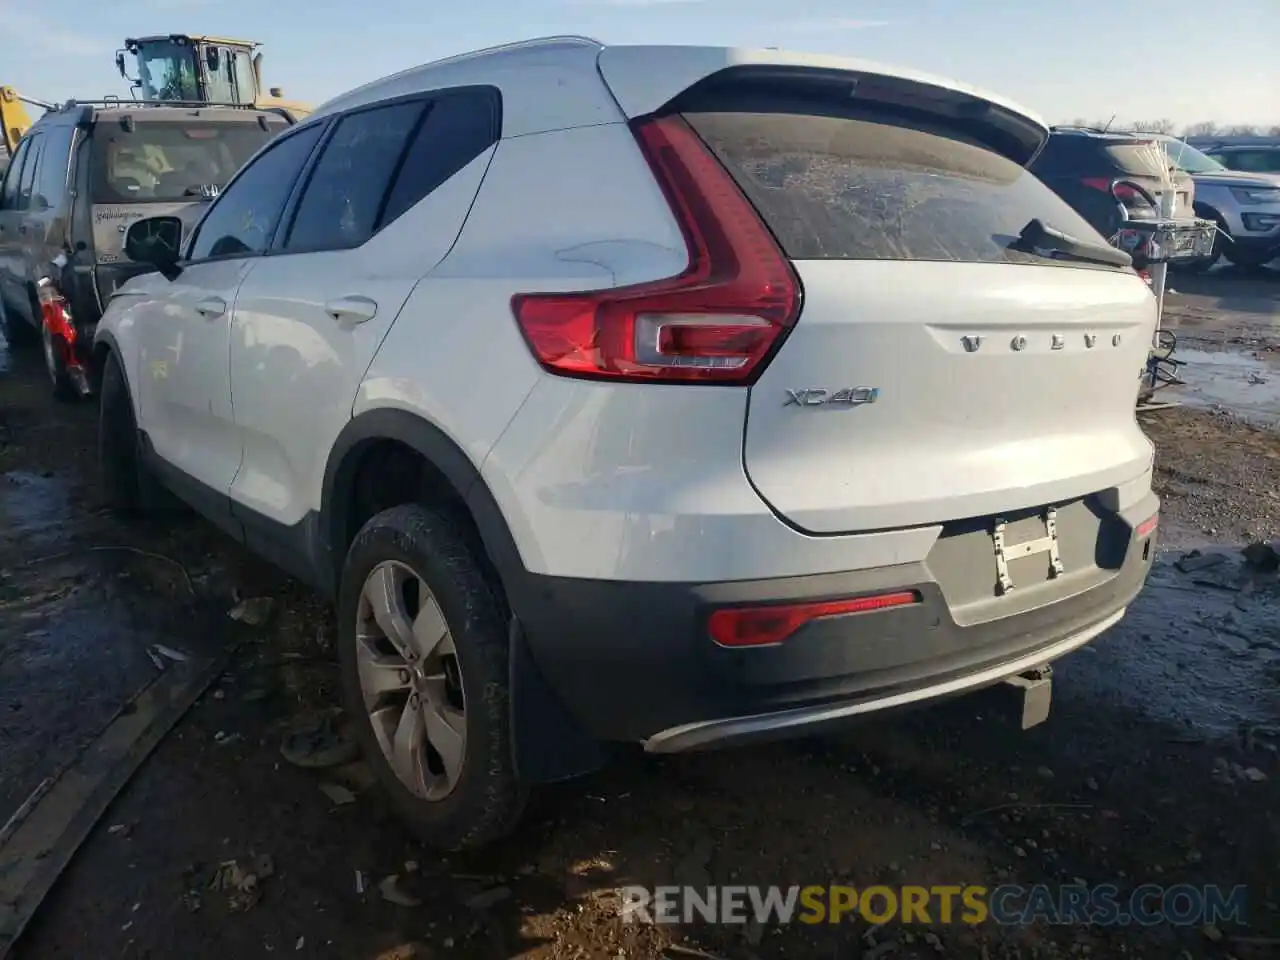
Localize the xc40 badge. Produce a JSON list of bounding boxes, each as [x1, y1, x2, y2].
[[784, 387, 880, 407]]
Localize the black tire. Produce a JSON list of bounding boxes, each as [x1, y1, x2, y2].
[[98, 350, 166, 515], [41, 319, 78, 401], [338, 503, 527, 851], [0, 295, 37, 349]]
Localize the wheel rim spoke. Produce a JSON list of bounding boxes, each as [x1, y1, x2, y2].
[[422, 691, 466, 786], [362, 563, 417, 661], [390, 697, 429, 796], [355, 639, 409, 710], [411, 594, 450, 661], [355, 560, 468, 802]]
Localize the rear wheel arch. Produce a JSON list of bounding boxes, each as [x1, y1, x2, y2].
[[321, 409, 527, 603]]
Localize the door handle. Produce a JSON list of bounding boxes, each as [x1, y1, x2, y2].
[[195, 296, 226, 318], [324, 295, 378, 327]]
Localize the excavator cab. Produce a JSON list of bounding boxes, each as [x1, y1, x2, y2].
[[117, 35, 310, 121]]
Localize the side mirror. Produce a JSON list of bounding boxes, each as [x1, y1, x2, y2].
[[115, 51, 127, 78], [124, 216, 184, 280]]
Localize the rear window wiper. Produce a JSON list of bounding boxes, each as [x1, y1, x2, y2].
[[1010, 218, 1133, 268]]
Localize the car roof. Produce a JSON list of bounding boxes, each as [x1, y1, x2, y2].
[[33, 104, 287, 128], [309, 36, 1046, 142], [1047, 126, 1154, 143]]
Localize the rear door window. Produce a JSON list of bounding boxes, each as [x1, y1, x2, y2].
[[16, 135, 42, 211], [186, 122, 325, 261], [90, 118, 289, 203], [0, 137, 31, 209], [682, 106, 1112, 266]]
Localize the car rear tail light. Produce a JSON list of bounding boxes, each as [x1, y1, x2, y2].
[[36, 278, 76, 352], [1082, 177, 1155, 211], [708, 590, 921, 648], [36, 277, 89, 387], [510, 114, 801, 384]]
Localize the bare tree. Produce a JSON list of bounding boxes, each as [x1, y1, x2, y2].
[[1270, 125, 1280, 137], [1224, 124, 1259, 136], [1131, 119, 1176, 134], [1183, 121, 1219, 137]]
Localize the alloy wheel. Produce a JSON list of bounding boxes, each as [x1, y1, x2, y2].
[[355, 560, 467, 801]]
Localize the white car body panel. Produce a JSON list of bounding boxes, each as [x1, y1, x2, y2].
[[131, 258, 253, 495], [97, 36, 1156, 591], [744, 260, 1156, 533], [228, 146, 498, 526]]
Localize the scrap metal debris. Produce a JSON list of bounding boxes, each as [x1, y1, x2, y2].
[[1175, 549, 1228, 573], [210, 854, 275, 912], [280, 714, 359, 769], [378, 874, 422, 907], [318, 782, 356, 806], [227, 597, 275, 627]]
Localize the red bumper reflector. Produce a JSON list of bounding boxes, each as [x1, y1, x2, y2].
[[709, 590, 921, 648], [1135, 513, 1158, 540]]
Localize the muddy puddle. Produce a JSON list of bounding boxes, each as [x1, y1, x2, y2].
[[1062, 553, 1280, 739], [1164, 347, 1280, 428], [0, 468, 215, 832]]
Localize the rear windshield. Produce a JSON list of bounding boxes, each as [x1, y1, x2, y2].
[[91, 119, 287, 203], [1103, 142, 1176, 176], [683, 108, 1117, 267]]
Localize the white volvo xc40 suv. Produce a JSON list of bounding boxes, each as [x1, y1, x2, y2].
[[95, 37, 1160, 850]]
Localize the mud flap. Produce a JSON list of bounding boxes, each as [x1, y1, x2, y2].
[[1002, 664, 1054, 730], [508, 618, 609, 785]]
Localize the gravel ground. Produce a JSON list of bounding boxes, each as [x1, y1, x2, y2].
[[1, 272, 1278, 960]]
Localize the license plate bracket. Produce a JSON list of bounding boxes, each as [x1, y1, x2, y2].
[[993, 506, 1064, 595]]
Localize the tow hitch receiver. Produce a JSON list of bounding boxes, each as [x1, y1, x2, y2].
[[1002, 664, 1053, 730]]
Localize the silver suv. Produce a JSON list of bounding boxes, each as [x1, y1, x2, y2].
[[95, 38, 1161, 849], [1162, 137, 1280, 269]]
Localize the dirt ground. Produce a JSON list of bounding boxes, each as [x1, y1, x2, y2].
[[1, 268, 1279, 960]]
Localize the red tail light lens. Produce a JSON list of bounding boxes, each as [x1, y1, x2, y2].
[[1135, 513, 1158, 540], [36, 278, 77, 350], [510, 114, 801, 384], [709, 591, 921, 648], [1082, 177, 1154, 210]]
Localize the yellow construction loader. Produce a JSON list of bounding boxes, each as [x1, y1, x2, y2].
[[117, 34, 311, 121], [0, 86, 47, 168]]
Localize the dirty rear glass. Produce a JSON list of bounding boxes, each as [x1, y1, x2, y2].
[[682, 109, 1113, 265], [90, 119, 287, 203]]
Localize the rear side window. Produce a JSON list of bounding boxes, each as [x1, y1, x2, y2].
[[282, 86, 500, 253], [1102, 143, 1172, 177], [1221, 150, 1280, 173], [34, 125, 75, 209], [683, 107, 1110, 265], [282, 100, 427, 252], [90, 118, 288, 204], [378, 89, 500, 227]]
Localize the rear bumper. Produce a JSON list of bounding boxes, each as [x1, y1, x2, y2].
[[514, 492, 1158, 750]]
